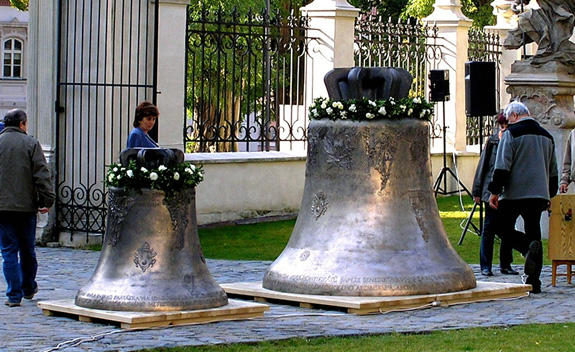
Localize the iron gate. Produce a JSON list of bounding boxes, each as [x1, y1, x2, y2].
[[56, 0, 158, 240]]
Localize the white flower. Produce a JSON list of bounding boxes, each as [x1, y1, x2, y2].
[[349, 104, 357, 112], [368, 100, 376, 107], [312, 109, 318, 116], [366, 113, 375, 119], [378, 107, 386, 115], [209, 145, 216, 153], [116, 175, 122, 180], [420, 111, 426, 118], [390, 99, 396, 105], [326, 107, 333, 115], [113, 167, 118, 172], [413, 97, 421, 104], [321, 102, 327, 109], [150, 172, 158, 181], [173, 172, 180, 180], [121, 167, 126, 171], [189, 165, 196, 171], [141, 167, 148, 173], [185, 167, 193, 174], [408, 108, 413, 115], [108, 174, 114, 182], [333, 102, 344, 110], [400, 105, 406, 112], [126, 170, 134, 178], [158, 165, 167, 171], [340, 111, 347, 119]]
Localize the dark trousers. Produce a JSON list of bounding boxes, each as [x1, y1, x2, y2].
[[480, 202, 515, 271], [496, 198, 547, 285], [0, 211, 38, 303]]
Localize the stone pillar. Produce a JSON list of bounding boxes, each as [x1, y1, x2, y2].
[[423, 0, 473, 153], [27, 0, 59, 243], [155, 0, 189, 151], [485, 0, 521, 106], [301, 0, 360, 101], [27, 0, 57, 154]]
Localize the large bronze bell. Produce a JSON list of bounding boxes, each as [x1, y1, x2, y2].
[[75, 149, 228, 311], [262, 118, 477, 296]]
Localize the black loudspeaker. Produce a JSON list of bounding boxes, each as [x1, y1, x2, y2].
[[465, 61, 497, 116], [429, 70, 450, 102]]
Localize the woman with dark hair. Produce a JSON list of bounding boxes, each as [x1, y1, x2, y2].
[[126, 101, 160, 148]]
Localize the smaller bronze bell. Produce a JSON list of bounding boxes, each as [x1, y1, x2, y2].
[[75, 149, 228, 311]]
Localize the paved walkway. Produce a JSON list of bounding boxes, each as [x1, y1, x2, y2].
[[1, 247, 574, 352]]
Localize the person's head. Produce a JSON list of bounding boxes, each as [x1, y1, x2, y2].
[[503, 101, 530, 124], [133, 101, 159, 132], [497, 112, 508, 131], [4, 109, 28, 132]]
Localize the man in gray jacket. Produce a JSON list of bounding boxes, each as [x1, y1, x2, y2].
[[0, 109, 55, 307], [488, 101, 558, 294]]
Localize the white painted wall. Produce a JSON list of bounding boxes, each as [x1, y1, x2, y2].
[[0, 5, 28, 118]]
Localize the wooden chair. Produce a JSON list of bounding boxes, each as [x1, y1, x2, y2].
[[549, 196, 575, 286]]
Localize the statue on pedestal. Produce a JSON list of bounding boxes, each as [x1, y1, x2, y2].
[[504, 0, 575, 67]]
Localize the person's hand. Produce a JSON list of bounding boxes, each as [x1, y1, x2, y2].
[[489, 194, 499, 210], [560, 184, 569, 193], [473, 196, 481, 205], [38, 207, 50, 214]]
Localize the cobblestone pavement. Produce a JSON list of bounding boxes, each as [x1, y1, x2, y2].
[[0, 247, 574, 352]]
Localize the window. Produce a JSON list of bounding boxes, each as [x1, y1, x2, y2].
[[3, 38, 23, 78]]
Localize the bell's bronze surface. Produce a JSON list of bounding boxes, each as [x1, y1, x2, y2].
[[75, 187, 228, 311], [263, 118, 477, 296]]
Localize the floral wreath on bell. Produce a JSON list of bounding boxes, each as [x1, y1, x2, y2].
[[308, 96, 434, 122], [104, 160, 204, 199]]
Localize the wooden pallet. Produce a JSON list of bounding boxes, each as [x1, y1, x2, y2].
[[38, 299, 269, 329], [221, 281, 531, 315]]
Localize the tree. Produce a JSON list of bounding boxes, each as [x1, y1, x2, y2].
[[402, 0, 495, 27], [348, 0, 410, 21], [9, 0, 28, 11]]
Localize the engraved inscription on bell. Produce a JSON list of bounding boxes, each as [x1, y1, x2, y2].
[[262, 119, 476, 296]]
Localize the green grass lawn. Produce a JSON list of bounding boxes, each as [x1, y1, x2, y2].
[[141, 323, 575, 352], [199, 195, 548, 266]]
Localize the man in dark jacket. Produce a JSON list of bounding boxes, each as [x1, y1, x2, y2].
[[0, 109, 55, 307], [488, 101, 558, 294]]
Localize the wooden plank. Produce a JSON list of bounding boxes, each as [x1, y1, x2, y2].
[[38, 299, 269, 329], [221, 281, 531, 315]]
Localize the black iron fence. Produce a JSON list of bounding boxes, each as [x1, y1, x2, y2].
[[354, 14, 443, 140], [466, 28, 502, 146], [56, 0, 158, 239], [354, 14, 442, 101], [185, 6, 313, 152]]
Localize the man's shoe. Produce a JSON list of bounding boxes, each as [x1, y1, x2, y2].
[[501, 267, 519, 275], [23, 286, 38, 300], [524, 241, 542, 276], [529, 285, 541, 293], [4, 300, 21, 307], [481, 269, 493, 276]]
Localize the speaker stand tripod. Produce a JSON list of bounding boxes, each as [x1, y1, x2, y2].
[[433, 101, 472, 198]]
